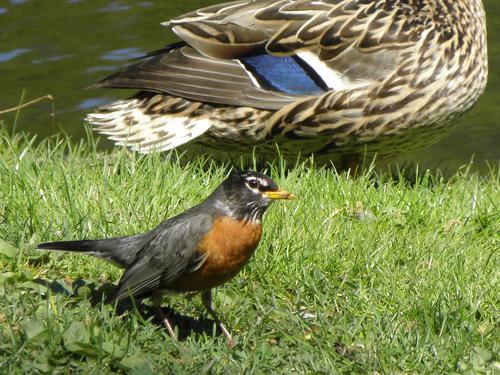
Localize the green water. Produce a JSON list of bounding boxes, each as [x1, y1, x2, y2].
[[0, 0, 498, 172]]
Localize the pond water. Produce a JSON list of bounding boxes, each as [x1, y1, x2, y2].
[[0, 0, 498, 173]]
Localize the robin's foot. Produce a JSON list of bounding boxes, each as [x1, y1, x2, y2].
[[153, 293, 177, 340], [202, 290, 235, 348]]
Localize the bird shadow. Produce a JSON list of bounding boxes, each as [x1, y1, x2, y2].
[[133, 303, 223, 342], [33, 278, 225, 341]]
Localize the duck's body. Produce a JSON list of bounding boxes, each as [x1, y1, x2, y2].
[[87, 0, 488, 166]]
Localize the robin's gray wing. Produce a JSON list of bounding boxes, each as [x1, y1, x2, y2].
[[107, 213, 213, 303]]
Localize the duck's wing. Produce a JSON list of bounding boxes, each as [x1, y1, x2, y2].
[[94, 44, 306, 111], [95, 0, 419, 110], [167, 0, 419, 84], [168, 0, 417, 57]]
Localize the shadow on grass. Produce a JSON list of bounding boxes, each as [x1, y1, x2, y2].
[[135, 304, 223, 342], [33, 277, 224, 342]]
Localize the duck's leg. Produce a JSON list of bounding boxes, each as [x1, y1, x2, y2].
[[201, 290, 235, 348], [153, 292, 176, 340], [340, 154, 360, 175]]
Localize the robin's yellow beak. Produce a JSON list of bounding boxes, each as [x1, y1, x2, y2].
[[263, 189, 295, 200]]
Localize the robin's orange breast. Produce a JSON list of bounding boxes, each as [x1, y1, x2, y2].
[[169, 215, 262, 292]]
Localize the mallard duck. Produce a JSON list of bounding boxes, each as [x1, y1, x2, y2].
[[87, 0, 488, 167]]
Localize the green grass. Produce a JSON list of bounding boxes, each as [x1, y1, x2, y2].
[[0, 127, 498, 374]]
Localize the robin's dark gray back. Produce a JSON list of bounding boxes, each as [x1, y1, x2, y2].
[[107, 206, 215, 302], [38, 199, 216, 270]]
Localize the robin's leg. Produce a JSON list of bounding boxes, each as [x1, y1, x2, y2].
[[201, 290, 235, 348], [153, 292, 176, 340]]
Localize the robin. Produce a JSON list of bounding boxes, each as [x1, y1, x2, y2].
[[38, 168, 294, 346]]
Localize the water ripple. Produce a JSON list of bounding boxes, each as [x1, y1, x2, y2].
[[86, 65, 120, 73], [32, 54, 73, 64], [98, 1, 131, 13], [0, 48, 31, 63], [101, 48, 144, 61], [76, 98, 110, 110]]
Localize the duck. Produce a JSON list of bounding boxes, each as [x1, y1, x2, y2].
[[86, 0, 488, 168]]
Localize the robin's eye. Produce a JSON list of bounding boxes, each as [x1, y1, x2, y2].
[[247, 179, 259, 189]]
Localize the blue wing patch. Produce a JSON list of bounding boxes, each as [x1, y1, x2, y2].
[[240, 54, 328, 95]]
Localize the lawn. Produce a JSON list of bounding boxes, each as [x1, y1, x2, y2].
[[0, 127, 498, 374]]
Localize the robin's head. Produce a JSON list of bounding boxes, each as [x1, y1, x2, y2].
[[212, 169, 294, 222]]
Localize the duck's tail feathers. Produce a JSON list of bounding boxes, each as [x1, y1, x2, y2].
[[86, 93, 211, 153]]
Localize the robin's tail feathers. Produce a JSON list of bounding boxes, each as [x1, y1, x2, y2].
[[37, 235, 150, 269], [38, 240, 100, 253], [37, 239, 129, 268]]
